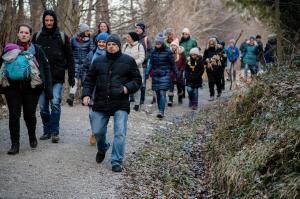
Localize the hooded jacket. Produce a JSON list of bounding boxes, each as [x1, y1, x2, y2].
[[32, 10, 75, 85], [82, 50, 142, 115]]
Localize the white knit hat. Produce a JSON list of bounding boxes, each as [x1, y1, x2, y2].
[[179, 46, 185, 54], [190, 47, 200, 56], [182, 27, 190, 34]]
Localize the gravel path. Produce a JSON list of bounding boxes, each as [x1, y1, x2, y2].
[[0, 86, 232, 199]]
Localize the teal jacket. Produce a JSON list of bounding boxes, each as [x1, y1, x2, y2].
[[243, 43, 259, 65], [179, 36, 198, 56]]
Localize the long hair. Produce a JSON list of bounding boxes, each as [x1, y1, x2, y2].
[[97, 22, 111, 34]]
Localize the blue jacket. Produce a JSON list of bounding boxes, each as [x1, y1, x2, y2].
[[87, 47, 106, 65], [145, 46, 177, 91], [71, 36, 94, 67], [243, 43, 259, 65], [225, 46, 239, 62]]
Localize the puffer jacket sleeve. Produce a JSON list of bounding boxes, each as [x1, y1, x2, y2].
[[124, 57, 142, 94]]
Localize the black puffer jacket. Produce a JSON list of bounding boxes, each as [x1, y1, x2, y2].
[[32, 10, 74, 84], [82, 51, 142, 115]]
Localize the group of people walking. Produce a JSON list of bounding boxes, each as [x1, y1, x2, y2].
[[0, 9, 273, 172]]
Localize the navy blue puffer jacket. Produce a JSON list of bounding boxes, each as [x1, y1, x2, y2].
[[71, 36, 94, 79], [145, 46, 177, 91]]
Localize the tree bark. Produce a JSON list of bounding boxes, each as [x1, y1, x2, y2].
[[86, 0, 93, 27], [95, 0, 110, 25], [29, 0, 43, 32], [56, 0, 81, 36]]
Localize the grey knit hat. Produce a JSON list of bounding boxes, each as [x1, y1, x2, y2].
[[154, 32, 165, 44], [78, 23, 89, 34], [106, 33, 122, 48]]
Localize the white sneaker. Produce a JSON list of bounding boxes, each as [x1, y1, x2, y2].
[[208, 96, 214, 101]]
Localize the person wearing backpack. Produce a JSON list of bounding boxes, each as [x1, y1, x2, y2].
[[122, 32, 145, 111], [32, 10, 75, 143], [135, 22, 154, 104], [0, 24, 52, 155], [66, 23, 94, 107]]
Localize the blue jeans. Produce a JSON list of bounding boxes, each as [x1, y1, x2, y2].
[[91, 110, 128, 166], [156, 90, 167, 114], [187, 86, 198, 107], [39, 83, 63, 135]]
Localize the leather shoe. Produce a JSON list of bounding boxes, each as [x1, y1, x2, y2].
[[30, 138, 38, 148], [112, 165, 122, 172], [96, 151, 106, 163], [7, 143, 19, 155]]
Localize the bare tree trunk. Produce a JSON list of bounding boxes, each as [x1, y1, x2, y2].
[[17, 0, 24, 24], [130, 0, 135, 26], [56, 0, 81, 36], [95, 0, 110, 24], [0, 0, 17, 49], [86, 0, 93, 27], [29, 0, 43, 32]]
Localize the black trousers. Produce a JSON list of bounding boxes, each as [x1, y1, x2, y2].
[[5, 88, 40, 145], [207, 72, 222, 97]]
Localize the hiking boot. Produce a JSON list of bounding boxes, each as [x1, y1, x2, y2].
[[51, 135, 60, 143], [133, 105, 139, 111], [96, 151, 106, 163], [7, 143, 19, 155], [89, 134, 96, 146], [66, 94, 74, 107], [40, 134, 51, 140], [208, 96, 214, 101], [29, 138, 38, 148], [156, 112, 164, 119], [112, 165, 122, 172]]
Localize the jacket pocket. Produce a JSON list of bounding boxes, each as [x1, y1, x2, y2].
[[111, 85, 124, 97]]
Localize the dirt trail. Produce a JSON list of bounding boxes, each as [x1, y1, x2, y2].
[[0, 86, 232, 199]]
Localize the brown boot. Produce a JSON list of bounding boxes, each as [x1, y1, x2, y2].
[[89, 134, 96, 146]]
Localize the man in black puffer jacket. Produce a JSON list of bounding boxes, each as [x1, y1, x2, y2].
[[82, 34, 141, 172], [32, 10, 75, 143]]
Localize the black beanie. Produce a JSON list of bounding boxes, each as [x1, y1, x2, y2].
[[106, 34, 122, 49], [42, 10, 58, 29], [128, 32, 139, 42]]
